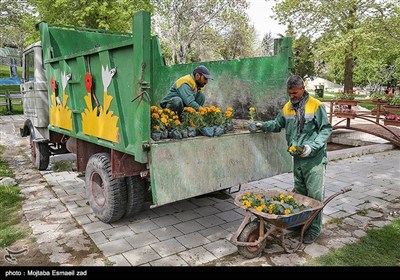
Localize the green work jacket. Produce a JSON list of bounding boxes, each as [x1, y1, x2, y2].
[[260, 94, 332, 161], [161, 74, 205, 110]]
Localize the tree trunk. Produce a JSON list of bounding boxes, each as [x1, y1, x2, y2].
[[343, 41, 354, 92]]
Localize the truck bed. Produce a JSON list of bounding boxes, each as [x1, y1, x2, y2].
[[149, 120, 291, 206]]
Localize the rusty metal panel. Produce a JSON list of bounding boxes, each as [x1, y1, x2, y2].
[[149, 131, 292, 206]]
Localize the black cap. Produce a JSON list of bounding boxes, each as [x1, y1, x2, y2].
[[194, 65, 212, 80]]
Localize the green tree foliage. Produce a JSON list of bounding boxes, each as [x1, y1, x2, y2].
[[152, 0, 257, 64], [292, 34, 315, 79], [270, 0, 399, 91], [28, 0, 153, 31], [0, 0, 36, 49]]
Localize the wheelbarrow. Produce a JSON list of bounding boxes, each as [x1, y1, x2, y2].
[[230, 187, 352, 259]]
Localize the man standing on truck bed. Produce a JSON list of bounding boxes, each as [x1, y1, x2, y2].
[[160, 65, 212, 115], [255, 75, 332, 244]]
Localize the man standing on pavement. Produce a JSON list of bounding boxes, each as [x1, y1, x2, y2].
[[160, 65, 212, 116], [255, 75, 332, 244]]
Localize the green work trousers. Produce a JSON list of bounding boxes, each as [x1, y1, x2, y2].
[[162, 93, 205, 116], [293, 156, 326, 235]]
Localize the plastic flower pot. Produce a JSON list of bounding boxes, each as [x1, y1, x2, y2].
[[200, 127, 214, 137]]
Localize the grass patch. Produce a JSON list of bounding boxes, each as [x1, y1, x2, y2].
[[358, 103, 375, 110], [0, 145, 26, 249], [0, 85, 20, 92], [355, 209, 368, 216], [0, 146, 14, 178], [0, 65, 22, 78], [308, 219, 400, 266], [0, 105, 23, 115], [324, 217, 344, 226]]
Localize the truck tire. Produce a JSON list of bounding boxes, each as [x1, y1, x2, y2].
[[30, 135, 49, 171], [85, 153, 127, 223], [124, 175, 146, 218], [237, 221, 268, 259]]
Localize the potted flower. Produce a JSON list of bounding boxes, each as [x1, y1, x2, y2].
[[181, 107, 200, 137], [334, 107, 357, 119], [198, 106, 225, 137], [384, 114, 400, 127], [224, 107, 234, 132], [248, 107, 257, 132], [150, 106, 164, 141], [167, 115, 183, 139]]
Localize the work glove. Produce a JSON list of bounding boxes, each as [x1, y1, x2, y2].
[[300, 144, 311, 157], [249, 122, 261, 133]]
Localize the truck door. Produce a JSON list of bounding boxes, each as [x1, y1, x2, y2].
[[21, 42, 49, 133]]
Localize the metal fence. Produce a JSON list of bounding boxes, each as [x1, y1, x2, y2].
[[0, 91, 22, 112]]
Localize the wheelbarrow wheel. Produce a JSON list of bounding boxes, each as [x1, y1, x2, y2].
[[237, 221, 268, 259]]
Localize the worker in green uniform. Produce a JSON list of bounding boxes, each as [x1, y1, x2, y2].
[[160, 65, 212, 115], [255, 75, 332, 244]]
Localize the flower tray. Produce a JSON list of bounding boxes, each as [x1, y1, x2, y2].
[[384, 119, 400, 127], [383, 105, 400, 115], [334, 112, 357, 119]]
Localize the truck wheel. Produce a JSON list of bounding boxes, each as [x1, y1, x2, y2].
[[30, 135, 49, 171], [237, 221, 268, 259], [124, 175, 146, 218], [85, 153, 127, 223]]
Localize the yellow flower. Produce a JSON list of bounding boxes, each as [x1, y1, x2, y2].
[[239, 191, 306, 215], [248, 107, 256, 121], [289, 146, 296, 153]]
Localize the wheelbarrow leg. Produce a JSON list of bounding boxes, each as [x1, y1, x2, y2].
[[230, 211, 252, 244]]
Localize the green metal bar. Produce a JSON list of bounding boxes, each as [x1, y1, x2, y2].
[[131, 11, 151, 163], [44, 39, 133, 64]]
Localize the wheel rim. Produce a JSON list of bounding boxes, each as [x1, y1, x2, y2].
[[246, 229, 261, 253], [90, 172, 106, 207]]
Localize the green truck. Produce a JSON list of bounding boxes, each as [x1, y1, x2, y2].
[[20, 11, 293, 223]]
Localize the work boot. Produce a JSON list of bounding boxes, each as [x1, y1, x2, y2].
[[303, 231, 320, 244]]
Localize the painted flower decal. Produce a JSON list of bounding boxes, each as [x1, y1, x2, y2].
[[85, 73, 92, 93], [50, 77, 56, 92]]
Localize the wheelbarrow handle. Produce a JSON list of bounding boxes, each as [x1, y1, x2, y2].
[[323, 187, 352, 207]]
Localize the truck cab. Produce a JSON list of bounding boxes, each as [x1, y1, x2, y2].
[[20, 41, 69, 170]]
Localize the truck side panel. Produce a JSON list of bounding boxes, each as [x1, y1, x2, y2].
[[150, 131, 291, 206]]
